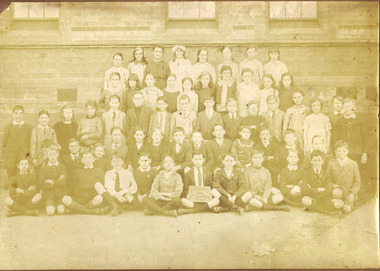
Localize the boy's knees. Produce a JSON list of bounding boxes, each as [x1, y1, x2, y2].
[[272, 193, 283, 205], [241, 191, 253, 203], [62, 196, 72, 207], [32, 193, 42, 204], [181, 198, 194, 208], [332, 199, 344, 209], [46, 206, 56, 216], [332, 188, 343, 199], [207, 197, 220, 209], [271, 187, 281, 195], [343, 204, 352, 214], [57, 205, 65, 214], [249, 198, 263, 209], [4, 197, 13, 206], [92, 195, 103, 206], [290, 186, 301, 197], [302, 196, 312, 206], [94, 182, 106, 195], [211, 188, 221, 198]]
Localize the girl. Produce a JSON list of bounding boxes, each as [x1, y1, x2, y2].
[[127, 47, 147, 87], [237, 68, 259, 117], [264, 95, 285, 144], [259, 74, 278, 116], [278, 72, 297, 112], [53, 104, 78, 156], [145, 45, 170, 90], [216, 46, 239, 83], [239, 45, 263, 87], [303, 98, 332, 154], [104, 52, 129, 91], [263, 47, 288, 88], [177, 77, 199, 114], [124, 73, 141, 111], [163, 73, 180, 113], [99, 72, 125, 112], [190, 48, 216, 87], [283, 90, 310, 150], [215, 65, 237, 113], [142, 155, 183, 217], [141, 73, 163, 111], [77, 100, 102, 148], [168, 45, 192, 90], [195, 71, 215, 112]]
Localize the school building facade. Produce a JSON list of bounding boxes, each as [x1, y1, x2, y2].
[[0, 1, 378, 116]]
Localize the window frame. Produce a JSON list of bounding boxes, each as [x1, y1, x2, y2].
[[11, 2, 60, 21], [268, 1, 318, 21], [166, 1, 217, 21]]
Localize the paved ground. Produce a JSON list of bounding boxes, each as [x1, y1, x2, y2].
[[0, 187, 378, 269]]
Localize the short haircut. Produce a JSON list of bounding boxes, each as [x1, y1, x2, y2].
[[110, 71, 121, 79], [109, 94, 121, 102], [268, 46, 280, 55], [343, 98, 355, 105], [151, 128, 163, 135], [311, 134, 323, 143], [133, 126, 145, 134], [113, 52, 123, 60], [133, 91, 144, 98], [310, 150, 324, 160], [259, 125, 271, 134], [292, 89, 304, 97], [204, 95, 215, 101], [267, 94, 279, 103], [167, 73, 176, 80], [38, 109, 49, 118], [94, 142, 104, 149], [247, 45, 257, 51], [288, 149, 299, 157], [192, 130, 203, 137], [111, 152, 124, 160], [239, 125, 251, 132], [48, 144, 59, 152], [309, 97, 323, 108], [334, 140, 349, 150], [60, 104, 74, 120], [81, 149, 94, 158], [192, 150, 204, 158], [181, 77, 194, 87], [222, 152, 236, 161], [12, 105, 24, 113], [153, 45, 164, 52], [220, 65, 232, 74], [157, 96, 168, 104], [68, 138, 80, 145], [145, 72, 156, 80], [251, 149, 263, 157], [42, 139, 54, 148], [213, 124, 224, 131], [111, 126, 123, 135], [283, 129, 296, 137], [241, 68, 253, 76], [161, 154, 175, 165], [17, 157, 30, 165], [172, 126, 185, 135], [139, 152, 151, 159], [332, 95, 344, 103], [247, 100, 258, 107], [178, 94, 190, 103], [86, 100, 98, 109]]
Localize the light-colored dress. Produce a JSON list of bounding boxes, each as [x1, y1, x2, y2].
[[303, 113, 332, 153], [239, 58, 264, 86], [237, 82, 260, 117], [128, 61, 147, 87], [263, 60, 287, 87], [169, 58, 192, 89], [259, 88, 278, 116], [190, 62, 216, 87], [283, 105, 310, 150]]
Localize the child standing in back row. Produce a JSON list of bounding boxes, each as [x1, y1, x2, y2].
[[237, 68, 260, 117], [263, 47, 288, 88], [239, 46, 263, 87], [54, 104, 78, 156], [104, 52, 129, 91], [259, 74, 278, 116]]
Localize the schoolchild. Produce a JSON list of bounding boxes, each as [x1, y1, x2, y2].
[[144, 45, 170, 90], [278, 73, 297, 112], [99, 72, 125, 112], [264, 94, 285, 144], [237, 68, 260, 117], [206, 125, 233, 170], [148, 96, 172, 142], [195, 71, 215, 112], [216, 46, 239, 83], [195, 96, 223, 141], [239, 45, 263, 86], [104, 126, 128, 162], [222, 98, 242, 141], [77, 100, 102, 147], [241, 100, 266, 143], [169, 45, 192, 89], [259, 74, 278, 116], [263, 47, 288, 88], [127, 48, 147, 87], [125, 91, 152, 140], [231, 126, 255, 169], [101, 94, 127, 145], [141, 73, 163, 111], [190, 48, 216, 87], [104, 52, 129, 91], [124, 73, 142, 111], [147, 129, 168, 169], [279, 129, 304, 169], [53, 104, 78, 155], [215, 65, 237, 113], [163, 73, 180, 113], [61, 138, 83, 194], [177, 77, 199, 114], [170, 95, 197, 140], [126, 127, 150, 171]]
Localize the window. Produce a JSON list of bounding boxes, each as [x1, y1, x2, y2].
[[13, 2, 60, 19], [168, 1, 215, 20], [269, 1, 317, 20]]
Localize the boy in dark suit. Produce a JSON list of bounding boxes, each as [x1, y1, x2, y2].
[[126, 127, 150, 171], [167, 126, 192, 176], [194, 96, 223, 140], [206, 125, 233, 170], [125, 91, 152, 140], [148, 96, 172, 142], [189, 131, 215, 170], [61, 138, 83, 194], [101, 95, 127, 145], [222, 98, 242, 141], [104, 126, 128, 162]]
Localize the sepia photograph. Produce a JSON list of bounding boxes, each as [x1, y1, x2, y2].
[[0, 0, 379, 269]]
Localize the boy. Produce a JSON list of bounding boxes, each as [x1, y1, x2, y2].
[[189, 131, 215, 170], [100, 72, 125, 112], [104, 126, 128, 161], [179, 152, 221, 215], [61, 138, 83, 194], [39, 145, 67, 216], [206, 125, 233, 170], [300, 150, 336, 214], [141, 73, 164, 111], [194, 96, 223, 140], [126, 127, 150, 170], [231, 126, 255, 169], [255, 126, 281, 186], [212, 153, 251, 215], [167, 127, 192, 175], [278, 149, 304, 207], [104, 153, 138, 212], [222, 98, 242, 141], [301, 135, 332, 171], [93, 142, 111, 171], [133, 153, 159, 207], [215, 65, 237, 113], [4, 158, 41, 217], [245, 150, 290, 211], [279, 129, 304, 169], [62, 150, 120, 215], [148, 129, 168, 169], [327, 95, 344, 149], [101, 95, 127, 145], [239, 46, 263, 86], [264, 94, 284, 144], [326, 140, 361, 214], [125, 91, 152, 140], [2, 105, 32, 180], [242, 100, 265, 143], [170, 95, 197, 140], [142, 155, 182, 217], [335, 98, 368, 164], [148, 96, 172, 142], [104, 52, 129, 91], [144, 45, 170, 90]]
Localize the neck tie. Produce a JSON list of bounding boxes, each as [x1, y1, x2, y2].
[[198, 168, 203, 186], [115, 171, 120, 192]]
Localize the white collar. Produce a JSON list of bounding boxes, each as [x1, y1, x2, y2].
[[84, 165, 94, 169], [12, 120, 25, 125], [215, 138, 224, 144], [38, 124, 48, 129], [218, 80, 233, 87], [224, 168, 233, 177], [337, 158, 348, 167], [112, 143, 121, 148], [334, 110, 344, 115], [71, 153, 80, 159], [287, 165, 298, 171], [48, 161, 59, 167], [262, 140, 270, 148], [344, 113, 356, 119], [139, 166, 151, 172], [285, 144, 296, 150]]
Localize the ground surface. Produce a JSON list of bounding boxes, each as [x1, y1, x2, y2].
[[0, 187, 378, 269]]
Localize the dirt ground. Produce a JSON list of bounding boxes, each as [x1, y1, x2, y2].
[[0, 186, 378, 269]]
